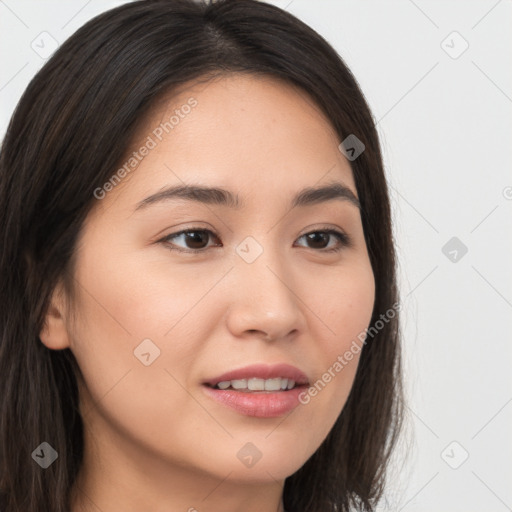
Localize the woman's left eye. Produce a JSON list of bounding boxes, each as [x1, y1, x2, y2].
[[159, 227, 351, 253], [295, 229, 351, 252]]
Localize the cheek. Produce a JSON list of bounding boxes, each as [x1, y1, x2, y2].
[[67, 253, 211, 461], [72, 237, 210, 342], [313, 258, 375, 353], [67, 241, 225, 421], [302, 259, 375, 419]]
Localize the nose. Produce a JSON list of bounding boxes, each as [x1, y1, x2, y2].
[[224, 246, 306, 342]]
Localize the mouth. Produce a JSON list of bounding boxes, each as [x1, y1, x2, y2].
[[201, 363, 310, 417]]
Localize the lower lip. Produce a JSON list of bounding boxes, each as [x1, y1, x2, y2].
[[202, 384, 307, 418]]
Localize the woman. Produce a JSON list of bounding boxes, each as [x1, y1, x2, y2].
[[0, 1, 404, 511]]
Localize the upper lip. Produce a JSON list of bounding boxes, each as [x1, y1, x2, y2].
[[202, 363, 309, 387]]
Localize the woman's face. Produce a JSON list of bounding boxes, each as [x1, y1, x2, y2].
[[45, 74, 375, 491]]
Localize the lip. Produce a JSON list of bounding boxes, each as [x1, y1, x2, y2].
[[202, 363, 309, 387], [202, 385, 308, 418]]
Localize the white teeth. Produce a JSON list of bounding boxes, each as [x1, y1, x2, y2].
[[231, 379, 247, 390], [264, 378, 282, 391], [214, 377, 298, 391], [248, 378, 265, 391]]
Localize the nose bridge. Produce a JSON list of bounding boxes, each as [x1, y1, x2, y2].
[[226, 234, 304, 338]]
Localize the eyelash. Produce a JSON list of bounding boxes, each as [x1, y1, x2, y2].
[[158, 226, 352, 254]]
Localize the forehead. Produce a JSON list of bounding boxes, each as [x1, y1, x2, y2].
[[96, 73, 357, 212]]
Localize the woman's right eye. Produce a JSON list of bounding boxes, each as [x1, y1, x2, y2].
[[159, 228, 222, 253]]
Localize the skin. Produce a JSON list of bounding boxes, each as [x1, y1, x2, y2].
[[40, 73, 375, 512]]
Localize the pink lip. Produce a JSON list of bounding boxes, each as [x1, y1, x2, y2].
[[202, 363, 309, 387], [202, 385, 307, 418]]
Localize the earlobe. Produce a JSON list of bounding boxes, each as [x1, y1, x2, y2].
[[39, 286, 71, 350]]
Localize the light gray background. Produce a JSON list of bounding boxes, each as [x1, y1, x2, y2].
[[1, 1, 511, 510]]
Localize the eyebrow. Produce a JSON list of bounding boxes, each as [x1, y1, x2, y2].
[[134, 181, 360, 212]]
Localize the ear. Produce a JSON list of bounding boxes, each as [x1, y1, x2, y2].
[[39, 281, 71, 350]]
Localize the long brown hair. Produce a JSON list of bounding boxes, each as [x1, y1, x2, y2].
[[0, 1, 404, 510]]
